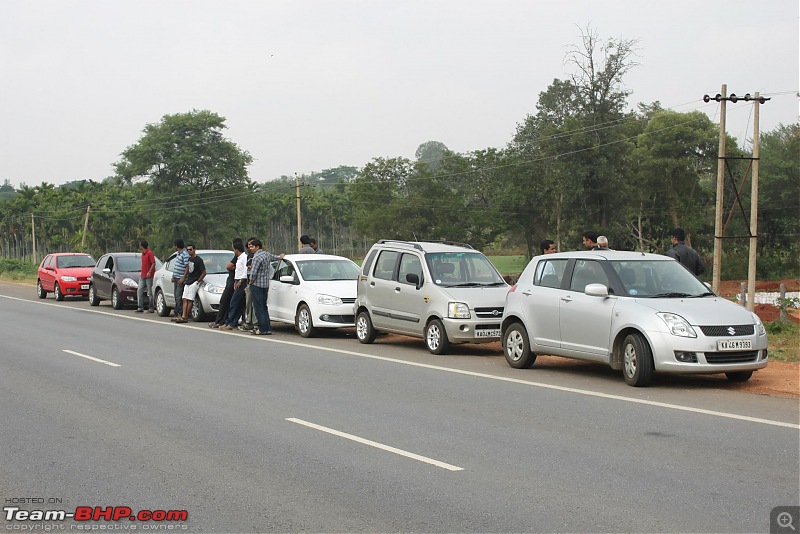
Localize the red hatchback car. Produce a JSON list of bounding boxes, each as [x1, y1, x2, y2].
[[37, 253, 96, 300]]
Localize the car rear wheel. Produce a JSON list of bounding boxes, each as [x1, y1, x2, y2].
[[356, 310, 377, 344], [155, 290, 171, 317], [296, 304, 316, 338], [88, 284, 100, 306], [190, 296, 203, 322], [425, 318, 450, 355], [36, 280, 48, 299], [725, 370, 753, 382], [504, 322, 536, 369], [54, 282, 64, 301], [622, 333, 654, 387], [111, 286, 123, 310]]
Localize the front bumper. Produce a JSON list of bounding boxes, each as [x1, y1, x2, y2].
[[313, 303, 356, 328], [647, 329, 769, 374], [442, 317, 502, 343]]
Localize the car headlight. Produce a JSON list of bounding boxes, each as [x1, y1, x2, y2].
[[317, 294, 343, 306], [122, 278, 139, 288], [61, 276, 77, 282], [205, 284, 225, 295], [448, 302, 471, 319], [752, 312, 767, 336], [657, 312, 697, 338]]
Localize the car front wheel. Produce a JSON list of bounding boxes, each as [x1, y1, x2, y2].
[[111, 286, 123, 310], [155, 290, 171, 317], [190, 296, 203, 322], [296, 304, 316, 338], [425, 318, 450, 355], [88, 284, 100, 306], [504, 322, 536, 369], [36, 280, 47, 299], [54, 282, 64, 301], [622, 333, 654, 387], [356, 310, 377, 344]]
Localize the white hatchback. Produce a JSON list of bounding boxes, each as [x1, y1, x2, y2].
[[268, 254, 361, 337], [502, 250, 769, 386]]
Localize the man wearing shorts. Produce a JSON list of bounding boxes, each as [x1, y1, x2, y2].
[[173, 244, 206, 324]]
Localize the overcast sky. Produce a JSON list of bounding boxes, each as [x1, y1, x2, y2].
[[1, 0, 797, 188]]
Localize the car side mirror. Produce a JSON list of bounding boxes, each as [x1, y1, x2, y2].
[[45, 265, 54, 271], [280, 275, 295, 284], [406, 272, 421, 288], [102, 268, 112, 274], [585, 283, 609, 297]]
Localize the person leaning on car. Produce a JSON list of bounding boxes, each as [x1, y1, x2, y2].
[[171, 238, 190, 318], [136, 240, 156, 313], [173, 244, 206, 324], [666, 227, 705, 276]]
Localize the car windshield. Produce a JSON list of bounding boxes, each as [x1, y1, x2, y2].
[[197, 252, 234, 275], [117, 255, 162, 272], [610, 260, 712, 298], [425, 252, 506, 287], [57, 255, 95, 268], [296, 259, 360, 281]]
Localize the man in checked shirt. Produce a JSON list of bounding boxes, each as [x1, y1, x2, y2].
[[247, 239, 283, 335]]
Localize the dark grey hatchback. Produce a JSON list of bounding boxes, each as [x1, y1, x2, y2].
[[88, 252, 162, 309]]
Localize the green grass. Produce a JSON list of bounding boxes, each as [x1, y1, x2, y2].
[[488, 255, 529, 276], [765, 321, 800, 363], [0, 258, 37, 283]]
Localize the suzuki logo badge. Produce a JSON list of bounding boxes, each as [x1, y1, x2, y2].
[[727, 326, 736, 336]]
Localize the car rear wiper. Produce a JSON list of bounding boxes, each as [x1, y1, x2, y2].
[[649, 292, 692, 298]]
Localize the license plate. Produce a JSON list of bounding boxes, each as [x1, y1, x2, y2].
[[717, 339, 752, 351], [80, 284, 89, 290], [475, 329, 500, 338]]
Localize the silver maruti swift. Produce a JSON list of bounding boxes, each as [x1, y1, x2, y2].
[[501, 251, 768, 386]]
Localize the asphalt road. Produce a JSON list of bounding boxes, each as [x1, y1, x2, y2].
[[1, 281, 798, 533]]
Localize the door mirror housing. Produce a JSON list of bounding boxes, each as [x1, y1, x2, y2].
[[585, 283, 609, 297]]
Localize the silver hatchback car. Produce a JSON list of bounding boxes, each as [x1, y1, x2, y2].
[[502, 251, 768, 386]]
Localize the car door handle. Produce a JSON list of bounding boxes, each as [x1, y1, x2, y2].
[[394, 287, 401, 292], [561, 295, 573, 302], [370, 282, 376, 287], [522, 290, 532, 296]]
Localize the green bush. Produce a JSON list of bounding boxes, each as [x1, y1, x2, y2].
[[0, 258, 38, 280], [765, 320, 799, 336]]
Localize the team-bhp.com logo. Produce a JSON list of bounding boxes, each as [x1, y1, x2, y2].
[[4, 506, 188, 523]]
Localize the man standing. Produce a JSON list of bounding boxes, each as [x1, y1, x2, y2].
[[582, 231, 600, 250], [209, 238, 242, 328], [666, 227, 705, 275], [221, 241, 249, 331], [596, 236, 610, 250], [171, 239, 189, 318], [136, 240, 156, 313], [310, 238, 323, 254], [247, 239, 282, 335], [174, 244, 206, 324], [539, 239, 556, 255], [239, 237, 257, 332], [298, 235, 316, 254]]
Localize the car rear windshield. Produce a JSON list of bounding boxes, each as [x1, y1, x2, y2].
[[425, 252, 506, 287], [610, 260, 711, 298], [56, 255, 95, 268], [296, 259, 360, 281]]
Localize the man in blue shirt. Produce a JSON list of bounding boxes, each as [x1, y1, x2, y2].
[[171, 238, 190, 318]]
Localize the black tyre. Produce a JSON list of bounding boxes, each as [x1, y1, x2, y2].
[[356, 310, 377, 344], [88, 284, 100, 306], [622, 333, 654, 387], [54, 282, 64, 301], [155, 290, 171, 317], [36, 280, 48, 299], [111, 286, 124, 310], [725, 370, 753, 382], [190, 296, 203, 322], [296, 303, 316, 338], [503, 322, 537, 369], [425, 318, 450, 355]]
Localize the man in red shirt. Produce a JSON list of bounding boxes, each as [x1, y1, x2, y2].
[[137, 240, 156, 313]]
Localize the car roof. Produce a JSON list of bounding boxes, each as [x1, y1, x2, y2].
[[49, 252, 94, 256], [371, 240, 478, 254], [533, 250, 672, 261], [283, 253, 353, 261]]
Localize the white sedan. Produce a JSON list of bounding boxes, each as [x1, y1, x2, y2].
[[268, 254, 360, 337]]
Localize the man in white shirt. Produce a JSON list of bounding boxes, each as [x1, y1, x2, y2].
[[220, 242, 249, 330]]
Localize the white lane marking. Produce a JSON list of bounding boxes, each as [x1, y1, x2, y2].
[[287, 418, 463, 471], [3, 293, 797, 430], [63, 349, 121, 367]]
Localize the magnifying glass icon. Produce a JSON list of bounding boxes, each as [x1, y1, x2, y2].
[[778, 512, 796, 531]]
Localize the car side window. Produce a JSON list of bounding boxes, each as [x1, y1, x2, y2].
[[44, 256, 53, 269], [362, 249, 377, 276], [569, 260, 609, 292], [373, 251, 399, 281], [276, 260, 296, 281], [104, 257, 114, 271], [534, 259, 568, 288], [398, 253, 423, 286]]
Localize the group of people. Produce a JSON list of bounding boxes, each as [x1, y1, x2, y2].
[[135, 234, 325, 334], [537, 227, 706, 276]]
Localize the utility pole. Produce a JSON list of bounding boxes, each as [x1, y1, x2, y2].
[[746, 93, 761, 311], [712, 84, 727, 294], [295, 173, 302, 251], [31, 213, 36, 264], [81, 205, 91, 250]]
